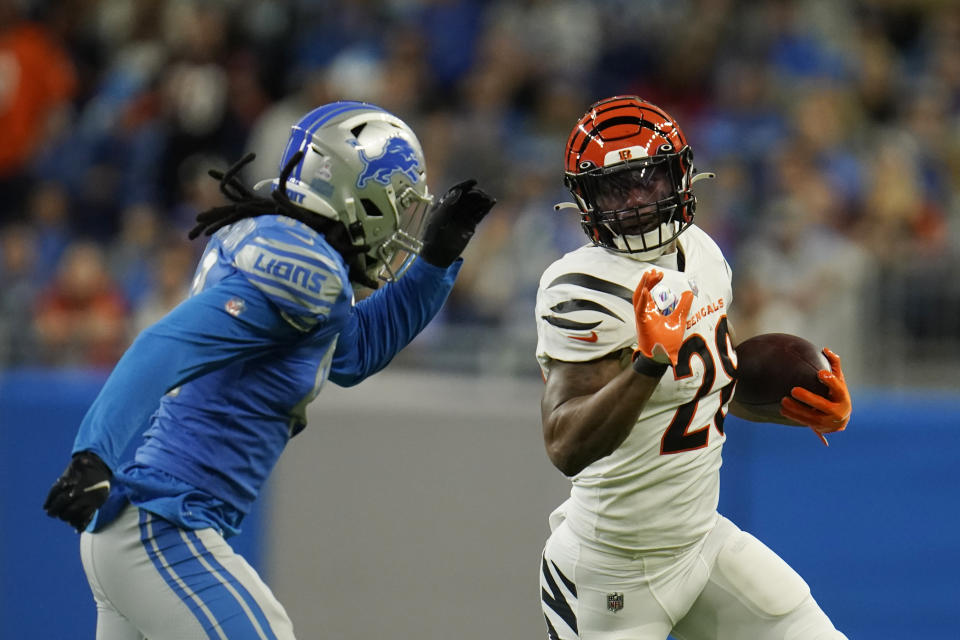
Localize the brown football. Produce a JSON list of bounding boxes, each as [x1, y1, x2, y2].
[[733, 333, 830, 420]]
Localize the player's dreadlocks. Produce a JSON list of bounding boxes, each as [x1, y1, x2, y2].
[[188, 152, 380, 288]]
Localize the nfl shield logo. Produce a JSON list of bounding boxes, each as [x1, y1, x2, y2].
[[607, 592, 624, 613], [224, 297, 246, 317]]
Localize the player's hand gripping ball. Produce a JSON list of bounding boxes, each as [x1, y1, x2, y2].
[[780, 347, 851, 435], [734, 334, 851, 444]]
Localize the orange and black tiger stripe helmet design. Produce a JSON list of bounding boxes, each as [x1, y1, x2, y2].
[[563, 96, 704, 254]]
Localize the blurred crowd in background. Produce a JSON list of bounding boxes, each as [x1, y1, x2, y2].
[[0, 0, 957, 388]]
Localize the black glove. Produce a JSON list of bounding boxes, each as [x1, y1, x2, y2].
[[420, 179, 496, 267], [43, 451, 112, 533]]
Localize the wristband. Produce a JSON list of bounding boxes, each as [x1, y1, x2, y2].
[[631, 353, 669, 378]]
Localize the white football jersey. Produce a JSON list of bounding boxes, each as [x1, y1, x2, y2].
[[536, 225, 736, 554]]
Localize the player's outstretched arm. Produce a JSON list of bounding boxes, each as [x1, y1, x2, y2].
[[541, 270, 693, 477], [329, 179, 495, 386]]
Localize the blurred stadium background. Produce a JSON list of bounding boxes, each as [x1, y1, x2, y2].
[[0, 0, 958, 638]]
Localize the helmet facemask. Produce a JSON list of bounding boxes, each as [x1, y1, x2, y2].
[[567, 147, 696, 256], [357, 182, 432, 284]]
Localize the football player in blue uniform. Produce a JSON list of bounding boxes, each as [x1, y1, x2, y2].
[[43, 101, 496, 639]]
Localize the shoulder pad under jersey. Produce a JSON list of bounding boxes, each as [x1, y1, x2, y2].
[[226, 216, 350, 331], [536, 247, 640, 364]]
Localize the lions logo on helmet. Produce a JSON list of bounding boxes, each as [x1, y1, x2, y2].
[[265, 101, 433, 284], [357, 137, 423, 189], [558, 96, 714, 259]]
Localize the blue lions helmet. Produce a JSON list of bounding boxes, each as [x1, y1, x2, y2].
[[263, 101, 432, 283]]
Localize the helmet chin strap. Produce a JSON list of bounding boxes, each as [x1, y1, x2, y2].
[[611, 219, 681, 261], [554, 201, 686, 260], [615, 235, 677, 262]]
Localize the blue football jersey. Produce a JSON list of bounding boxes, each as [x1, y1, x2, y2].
[[73, 215, 461, 535]]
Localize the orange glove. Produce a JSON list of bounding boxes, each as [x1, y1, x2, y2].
[[632, 269, 694, 366], [780, 348, 851, 447]]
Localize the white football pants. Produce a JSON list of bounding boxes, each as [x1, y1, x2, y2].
[[540, 513, 847, 640], [79, 503, 296, 639]]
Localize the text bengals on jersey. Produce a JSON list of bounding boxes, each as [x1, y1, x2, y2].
[[686, 298, 725, 330]]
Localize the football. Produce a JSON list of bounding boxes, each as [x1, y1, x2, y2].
[[733, 333, 830, 421]]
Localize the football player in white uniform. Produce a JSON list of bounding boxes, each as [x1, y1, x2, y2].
[[536, 96, 852, 640]]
